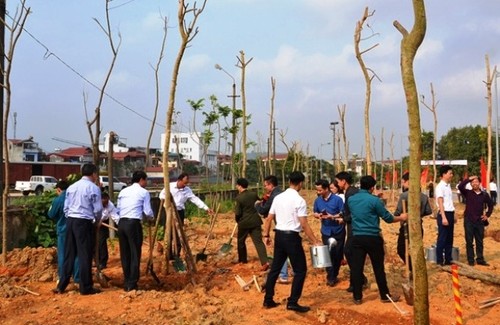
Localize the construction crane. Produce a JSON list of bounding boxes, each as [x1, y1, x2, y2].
[[52, 137, 91, 147]]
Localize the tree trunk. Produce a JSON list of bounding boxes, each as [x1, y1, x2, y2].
[[394, 0, 428, 323], [237, 51, 253, 178]]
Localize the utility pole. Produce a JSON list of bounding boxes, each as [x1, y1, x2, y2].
[[330, 122, 339, 176]]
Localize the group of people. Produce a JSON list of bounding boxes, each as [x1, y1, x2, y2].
[[436, 165, 493, 267], [50, 164, 154, 295]]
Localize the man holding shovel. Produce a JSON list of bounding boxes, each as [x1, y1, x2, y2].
[[394, 172, 433, 272]]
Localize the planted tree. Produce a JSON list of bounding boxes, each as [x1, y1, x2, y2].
[[420, 83, 439, 184], [1, 0, 30, 263], [394, 0, 428, 322]]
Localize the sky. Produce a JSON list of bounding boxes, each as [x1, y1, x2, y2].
[[7, 0, 500, 161]]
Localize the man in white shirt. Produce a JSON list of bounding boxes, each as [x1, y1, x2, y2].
[[435, 165, 455, 266], [262, 171, 321, 313], [490, 179, 497, 205], [159, 173, 213, 257], [98, 192, 119, 269], [159, 173, 213, 223], [117, 171, 154, 291]]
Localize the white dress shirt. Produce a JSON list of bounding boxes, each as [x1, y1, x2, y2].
[[102, 200, 120, 224], [269, 188, 308, 233], [159, 182, 209, 211], [117, 183, 154, 221], [435, 180, 455, 212]]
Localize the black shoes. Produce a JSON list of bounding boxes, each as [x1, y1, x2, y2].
[[124, 285, 138, 292], [477, 260, 490, 266], [346, 276, 368, 292], [286, 303, 310, 313], [52, 288, 64, 294], [263, 300, 280, 309], [327, 278, 339, 287], [468, 261, 475, 266], [353, 299, 362, 305], [81, 288, 102, 295]]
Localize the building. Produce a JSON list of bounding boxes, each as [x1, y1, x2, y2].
[[7, 137, 44, 162], [161, 132, 218, 172]]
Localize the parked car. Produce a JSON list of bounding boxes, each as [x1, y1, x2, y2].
[[99, 176, 127, 192], [15, 175, 58, 196]]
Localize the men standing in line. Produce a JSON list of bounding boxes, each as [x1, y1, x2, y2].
[[262, 171, 322, 313], [313, 179, 344, 287], [234, 178, 269, 270], [458, 175, 493, 266], [116, 171, 154, 291], [348, 175, 407, 305], [334, 171, 366, 292], [159, 173, 213, 256], [48, 180, 79, 286], [54, 163, 103, 295], [393, 172, 433, 271], [435, 165, 456, 266]]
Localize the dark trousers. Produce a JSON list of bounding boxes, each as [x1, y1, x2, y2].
[[322, 231, 345, 282], [345, 223, 366, 286], [118, 218, 143, 290], [237, 225, 268, 265], [57, 229, 80, 283], [436, 211, 454, 264], [57, 218, 94, 294], [351, 236, 389, 301], [491, 191, 497, 205], [264, 231, 307, 305], [397, 223, 424, 272], [98, 224, 109, 268], [464, 218, 486, 263]]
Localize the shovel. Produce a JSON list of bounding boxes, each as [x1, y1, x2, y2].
[[219, 223, 238, 255], [196, 203, 220, 262], [401, 200, 414, 305], [146, 222, 161, 285], [171, 217, 186, 272]]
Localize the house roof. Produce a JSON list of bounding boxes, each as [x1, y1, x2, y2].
[[50, 147, 93, 158], [113, 151, 146, 161]]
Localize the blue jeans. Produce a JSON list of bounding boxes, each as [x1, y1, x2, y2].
[[436, 211, 455, 265], [280, 260, 289, 279]]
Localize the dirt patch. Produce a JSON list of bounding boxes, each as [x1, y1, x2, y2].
[[1, 190, 500, 324]]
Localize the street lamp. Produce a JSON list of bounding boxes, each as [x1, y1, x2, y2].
[[319, 142, 331, 178], [215, 63, 239, 189], [330, 122, 339, 175]]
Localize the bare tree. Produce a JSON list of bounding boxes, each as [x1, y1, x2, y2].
[[146, 17, 168, 167], [354, 7, 380, 176], [268, 77, 276, 175], [161, 0, 207, 274], [484, 55, 497, 193], [1, 0, 30, 265], [86, 0, 121, 170], [388, 132, 396, 205], [379, 128, 384, 188], [420, 83, 439, 184], [337, 104, 349, 171], [394, 0, 428, 322], [236, 50, 253, 178]]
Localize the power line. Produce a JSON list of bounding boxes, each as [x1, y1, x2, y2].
[[6, 11, 165, 128]]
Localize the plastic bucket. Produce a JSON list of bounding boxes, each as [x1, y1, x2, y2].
[[310, 245, 332, 268]]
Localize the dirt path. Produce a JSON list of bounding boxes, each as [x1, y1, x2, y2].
[[1, 190, 500, 324]]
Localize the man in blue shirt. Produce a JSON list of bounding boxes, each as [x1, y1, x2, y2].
[[48, 180, 79, 286], [348, 175, 407, 305], [313, 179, 344, 287], [54, 163, 103, 295]]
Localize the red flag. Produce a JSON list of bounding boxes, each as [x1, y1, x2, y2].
[[393, 170, 398, 184], [420, 167, 429, 189], [480, 158, 487, 188], [385, 171, 391, 186]]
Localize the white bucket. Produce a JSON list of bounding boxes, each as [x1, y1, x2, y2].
[[310, 245, 332, 268]]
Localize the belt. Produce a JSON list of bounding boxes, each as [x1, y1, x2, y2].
[[274, 229, 299, 235]]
